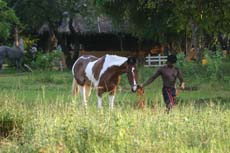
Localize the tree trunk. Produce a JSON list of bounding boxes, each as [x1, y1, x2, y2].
[[190, 19, 198, 52], [72, 43, 79, 63], [14, 26, 19, 47], [58, 33, 72, 69], [185, 24, 188, 56]]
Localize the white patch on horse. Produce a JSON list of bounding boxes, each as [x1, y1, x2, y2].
[[85, 60, 99, 87], [99, 54, 127, 79], [84, 55, 127, 87]]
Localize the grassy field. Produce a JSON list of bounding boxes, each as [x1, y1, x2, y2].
[[0, 66, 230, 153]]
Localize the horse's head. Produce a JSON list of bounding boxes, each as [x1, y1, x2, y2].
[[126, 57, 138, 92]]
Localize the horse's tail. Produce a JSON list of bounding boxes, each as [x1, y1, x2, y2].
[[72, 78, 78, 96]]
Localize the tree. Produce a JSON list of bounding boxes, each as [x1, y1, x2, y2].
[[95, 0, 230, 54], [0, 0, 19, 42], [4, 0, 99, 68]]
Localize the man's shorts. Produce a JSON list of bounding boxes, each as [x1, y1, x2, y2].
[[162, 87, 176, 106]]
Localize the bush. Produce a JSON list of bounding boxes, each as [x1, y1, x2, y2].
[[202, 49, 224, 80], [176, 50, 229, 81], [33, 51, 62, 70], [176, 53, 202, 79]]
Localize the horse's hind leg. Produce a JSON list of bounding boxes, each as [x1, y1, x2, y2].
[[85, 85, 92, 98], [72, 78, 78, 96], [97, 95, 103, 109], [78, 85, 88, 107]]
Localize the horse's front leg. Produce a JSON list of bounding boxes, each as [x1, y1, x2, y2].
[[97, 87, 104, 109], [16, 59, 23, 72], [109, 87, 116, 109]]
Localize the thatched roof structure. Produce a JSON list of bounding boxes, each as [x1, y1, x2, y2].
[[37, 12, 136, 52], [57, 12, 128, 34], [37, 10, 128, 35]]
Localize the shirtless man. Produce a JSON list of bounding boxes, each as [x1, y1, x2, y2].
[[141, 55, 185, 112]]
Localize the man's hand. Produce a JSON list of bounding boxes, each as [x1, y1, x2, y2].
[[139, 84, 143, 88], [180, 82, 185, 90]]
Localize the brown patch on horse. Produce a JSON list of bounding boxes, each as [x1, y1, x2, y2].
[[97, 66, 125, 96], [73, 55, 97, 86], [92, 56, 105, 80], [136, 86, 145, 109]]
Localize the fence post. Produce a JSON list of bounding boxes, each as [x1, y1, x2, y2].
[[147, 54, 151, 66], [158, 54, 161, 66]]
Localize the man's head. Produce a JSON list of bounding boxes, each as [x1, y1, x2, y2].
[[167, 55, 177, 64]]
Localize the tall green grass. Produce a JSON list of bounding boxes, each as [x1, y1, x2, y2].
[[0, 64, 230, 152], [1, 96, 230, 152]]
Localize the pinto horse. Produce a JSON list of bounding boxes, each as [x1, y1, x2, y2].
[[72, 54, 138, 109]]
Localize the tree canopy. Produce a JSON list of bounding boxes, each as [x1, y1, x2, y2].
[[0, 0, 19, 40], [4, 0, 100, 33], [95, 0, 230, 50], [1, 0, 230, 53]]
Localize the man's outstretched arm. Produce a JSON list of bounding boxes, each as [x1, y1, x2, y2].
[[142, 69, 161, 87]]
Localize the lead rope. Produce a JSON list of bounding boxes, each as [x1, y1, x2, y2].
[[136, 86, 145, 109]]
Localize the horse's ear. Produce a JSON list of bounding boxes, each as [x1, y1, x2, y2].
[[127, 57, 136, 64]]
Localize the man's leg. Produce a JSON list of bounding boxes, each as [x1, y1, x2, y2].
[[162, 87, 171, 113]]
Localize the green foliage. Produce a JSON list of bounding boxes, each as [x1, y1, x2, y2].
[[33, 51, 62, 70], [0, 0, 20, 39], [176, 53, 202, 79], [23, 36, 39, 51], [176, 51, 229, 81], [4, 0, 97, 33], [0, 22, 10, 39], [5, 0, 65, 30], [96, 0, 178, 40], [203, 49, 224, 80], [96, 0, 230, 46]]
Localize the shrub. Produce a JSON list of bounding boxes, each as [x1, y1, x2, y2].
[[203, 49, 224, 80], [33, 51, 62, 70], [176, 50, 228, 81], [176, 53, 201, 79]]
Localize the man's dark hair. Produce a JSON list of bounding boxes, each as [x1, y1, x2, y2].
[[167, 55, 177, 63]]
